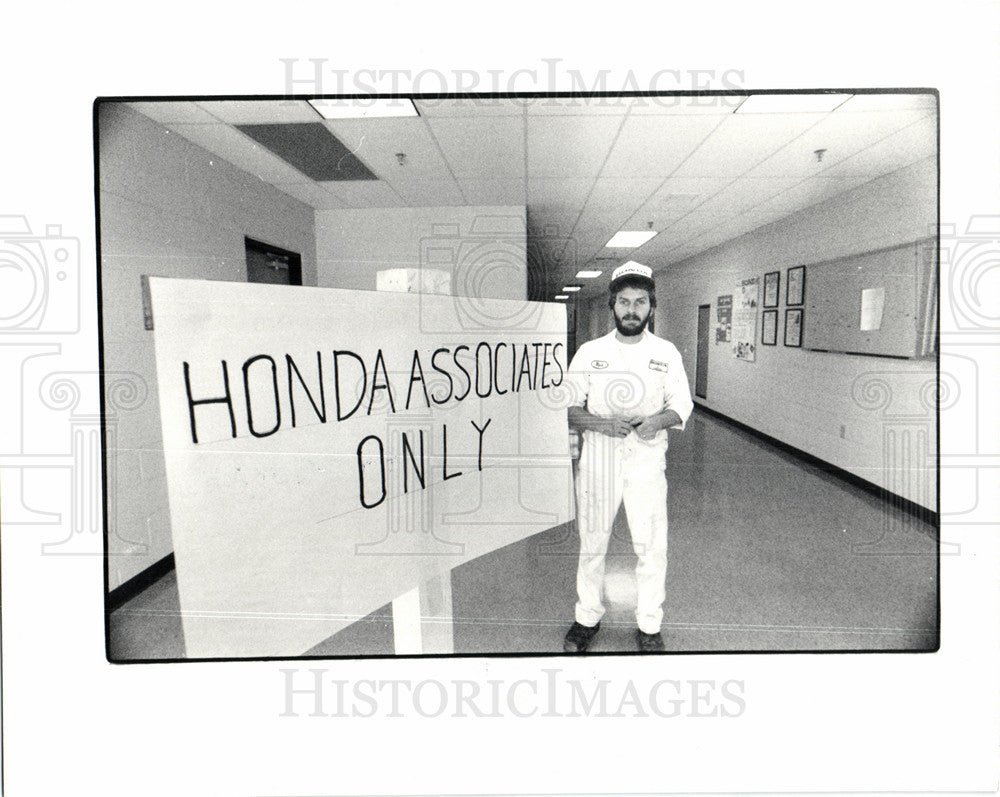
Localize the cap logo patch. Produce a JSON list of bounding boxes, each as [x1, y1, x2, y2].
[[591, 360, 609, 369]]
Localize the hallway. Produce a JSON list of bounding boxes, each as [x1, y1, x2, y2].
[[108, 407, 938, 660]]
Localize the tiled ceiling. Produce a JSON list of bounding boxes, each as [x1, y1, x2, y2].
[[129, 93, 937, 301]]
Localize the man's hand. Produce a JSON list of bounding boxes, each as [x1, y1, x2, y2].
[[596, 417, 635, 438], [569, 407, 679, 439], [632, 416, 662, 440], [569, 406, 634, 438]]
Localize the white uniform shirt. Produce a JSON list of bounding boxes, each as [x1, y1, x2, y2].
[[566, 329, 694, 464]]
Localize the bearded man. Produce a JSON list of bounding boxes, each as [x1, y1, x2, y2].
[[562, 262, 693, 654]]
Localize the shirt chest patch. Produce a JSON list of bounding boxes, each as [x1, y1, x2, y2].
[[591, 359, 609, 369], [648, 359, 669, 372]]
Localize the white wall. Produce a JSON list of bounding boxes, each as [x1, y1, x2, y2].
[[100, 103, 318, 589], [578, 158, 937, 511], [314, 206, 526, 299]]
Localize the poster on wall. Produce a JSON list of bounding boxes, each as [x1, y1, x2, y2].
[[715, 294, 733, 342], [733, 277, 759, 361], [148, 278, 574, 658]]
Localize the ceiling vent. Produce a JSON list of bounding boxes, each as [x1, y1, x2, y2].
[[236, 122, 378, 181]]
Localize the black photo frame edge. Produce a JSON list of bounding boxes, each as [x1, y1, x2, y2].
[[784, 307, 804, 347], [763, 270, 781, 308], [786, 264, 806, 306], [762, 308, 778, 345]]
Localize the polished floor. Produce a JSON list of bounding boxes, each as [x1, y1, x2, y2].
[[108, 408, 938, 659]]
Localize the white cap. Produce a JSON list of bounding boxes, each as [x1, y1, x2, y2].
[[610, 261, 653, 282]]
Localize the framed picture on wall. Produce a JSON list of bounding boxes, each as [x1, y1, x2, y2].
[[785, 308, 803, 347], [786, 265, 805, 306], [761, 309, 778, 345], [763, 270, 780, 307]]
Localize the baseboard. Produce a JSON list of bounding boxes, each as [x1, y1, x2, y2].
[[692, 403, 939, 527], [107, 553, 175, 613]]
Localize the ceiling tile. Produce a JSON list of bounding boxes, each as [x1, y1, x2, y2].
[[426, 115, 524, 179], [129, 101, 219, 124], [456, 178, 526, 205], [693, 177, 802, 216], [748, 109, 935, 177], [744, 177, 870, 221], [196, 100, 319, 124], [236, 123, 378, 181], [622, 177, 731, 229], [819, 116, 936, 178], [572, 204, 642, 249], [166, 123, 313, 183], [658, 211, 732, 243], [670, 112, 826, 177], [838, 93, 937, 112], [601, 115, 726, 177], [321, 117, 452, 180], [527, 177, 595, 207], [120, 97, 937, 277], [527, 116, 623, 177], [585, 177, 663, 208], [271, 181, 348, 209]]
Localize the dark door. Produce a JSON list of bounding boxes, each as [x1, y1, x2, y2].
[[245, 237, 302, 286], [695, 304, 710, 399]]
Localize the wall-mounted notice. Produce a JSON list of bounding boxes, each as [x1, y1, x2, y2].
[[149, 278, 574, 658], [733, 278, 758, 361], [716, 294, 733, 343], [860, 287, 886, 331]]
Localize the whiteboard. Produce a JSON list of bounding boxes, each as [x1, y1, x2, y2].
[[804, 240, 934, 358]]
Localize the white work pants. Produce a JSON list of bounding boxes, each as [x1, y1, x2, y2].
[[574, 433, 669, 634]]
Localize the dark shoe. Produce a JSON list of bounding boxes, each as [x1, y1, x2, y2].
[[635, 629, 664, 653], [563, 621, 600, 653]]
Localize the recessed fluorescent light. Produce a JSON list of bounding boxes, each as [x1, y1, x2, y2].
[[576, 270, 603, 278], [562, 286, 582, 292], [605, 230, 657, 248], [734, 93, 853, 114], [554, 295, 569, 300], [308, 98, 418, 119]]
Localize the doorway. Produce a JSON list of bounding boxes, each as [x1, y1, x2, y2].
[[245, 237, 302, 286], [696, 303, 710, 399]]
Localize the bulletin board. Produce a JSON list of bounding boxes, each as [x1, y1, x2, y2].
[[804, 239, 935, 358]]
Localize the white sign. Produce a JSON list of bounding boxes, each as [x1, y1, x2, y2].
[[860, 286, 885, 331], [150, 278, 573, 658]]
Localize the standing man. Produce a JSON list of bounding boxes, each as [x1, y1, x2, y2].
[[563, 262, 693, 653]]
